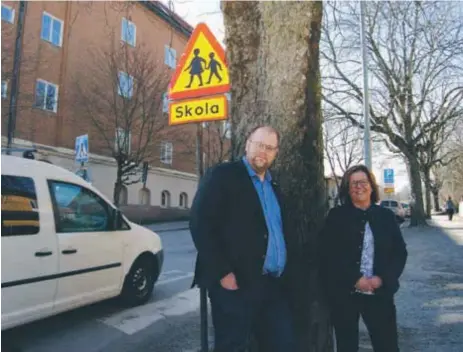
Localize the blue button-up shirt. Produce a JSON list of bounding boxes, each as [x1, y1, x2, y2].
[[242, 157, 287, 276]]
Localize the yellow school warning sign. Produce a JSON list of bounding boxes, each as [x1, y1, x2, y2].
[[168, 23, 230, 101], [169, 95, 228, 126]]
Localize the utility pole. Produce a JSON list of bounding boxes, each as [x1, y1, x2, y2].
[[195, 124, 208, 352], [360, 1, 372, 169], [7, 0, 27, 153]]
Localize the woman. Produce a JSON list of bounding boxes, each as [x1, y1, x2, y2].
[[319, 165, 408, 352]]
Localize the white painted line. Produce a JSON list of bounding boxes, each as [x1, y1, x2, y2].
[[157, 273, 194, 286], [100, 288, 201, 335]]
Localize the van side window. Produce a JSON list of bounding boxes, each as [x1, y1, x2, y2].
[[48, 181, 110, 233], [1, 175, 40, 236]]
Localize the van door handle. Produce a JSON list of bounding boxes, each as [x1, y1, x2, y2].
[[35, 251, 53, 257], [62, 249, 77, 255]]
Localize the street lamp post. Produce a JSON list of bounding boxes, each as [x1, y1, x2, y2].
[[360, 1, 372, 170]]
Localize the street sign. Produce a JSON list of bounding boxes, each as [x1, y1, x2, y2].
[[384, 187, 395, 194], [169, 95, 228, 126], [383, 168, 394, 185], [75, 134, 89, 163], [168, 23, 230, 100]]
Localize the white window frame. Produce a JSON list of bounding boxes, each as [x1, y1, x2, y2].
[[160, 141, 173, 165], [1, 81, 7, 99], [41, 11, 64, 47], [1, 4, 15, 24], [118, 71, 134, 99], [121, 17, 136, 47], [35, 79, 59, 113], [115, 128, 132, 154], [164, 45, 177, 69]]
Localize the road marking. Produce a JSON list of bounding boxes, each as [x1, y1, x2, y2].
[[157, 273, 194, 286], [100, 288, 201, 335]]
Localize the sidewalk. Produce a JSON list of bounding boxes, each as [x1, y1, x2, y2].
[[359, 215, 463, 351], [145, 221, 190, 233]]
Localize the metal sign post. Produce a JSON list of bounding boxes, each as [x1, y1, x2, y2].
[[195, 124, 209, 352]]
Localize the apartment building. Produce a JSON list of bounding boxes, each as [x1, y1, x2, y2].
[[1, 1, 213, 208]]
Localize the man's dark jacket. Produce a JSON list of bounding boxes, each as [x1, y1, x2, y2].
[[319, 203, 408, 301], [189, 160, 295, 289]]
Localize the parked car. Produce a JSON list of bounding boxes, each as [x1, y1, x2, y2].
[[1, 153, 164, 330], [380, 200, 406, 222], [401, 202, 411, 218]]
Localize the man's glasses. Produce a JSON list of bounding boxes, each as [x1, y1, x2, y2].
[[249, 140, 278, 153], [350, 180, 370, 188]]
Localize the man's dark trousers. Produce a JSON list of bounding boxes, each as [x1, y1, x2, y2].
[[208, 274, 295, 352]]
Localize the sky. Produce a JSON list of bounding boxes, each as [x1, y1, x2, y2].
[[162, 0, 410, 192]]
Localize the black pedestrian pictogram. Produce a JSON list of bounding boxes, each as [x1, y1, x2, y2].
[[184, 48, 206, 88], [206, 52, 222, 84]]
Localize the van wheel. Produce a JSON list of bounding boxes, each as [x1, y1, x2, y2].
[[121, 257, 156, 306]]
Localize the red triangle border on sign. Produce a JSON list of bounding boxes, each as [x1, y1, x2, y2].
[[168, 23, 230, 100]]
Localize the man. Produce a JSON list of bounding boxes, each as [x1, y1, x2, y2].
[[190, 126, 295, 352]]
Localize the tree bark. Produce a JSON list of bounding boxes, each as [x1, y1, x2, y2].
[[408, 156, 427, 226], [432, 190, 440, 212], [423, 168, 432, 219], [222, 2, 332, 351]]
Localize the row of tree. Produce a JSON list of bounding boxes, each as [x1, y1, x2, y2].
[[321, 1, 463, 226]]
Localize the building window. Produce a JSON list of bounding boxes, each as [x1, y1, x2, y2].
[[179, 192, 188, 209], [160, 142, 173, 165], [115, 128, 131, 154], [2, 175, 40, 236], [2, 81, 7, 99], [34, 79, 58, 112], [1, 4, 15, 24], [121, 17, 136, 46], [161, 190, 171, 208], [41, 12, 63, 47], [118, 71, 133, 98], [164, 45, 177, 69]]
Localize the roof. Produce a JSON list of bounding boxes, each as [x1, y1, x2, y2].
[[140, 1, 194, 38], [1, 155, 114, 205]]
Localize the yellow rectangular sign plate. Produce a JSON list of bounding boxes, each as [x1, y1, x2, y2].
[[169, 95, 228, 126]]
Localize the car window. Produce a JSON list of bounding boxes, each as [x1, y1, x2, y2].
[[48, 181, 110, 233], [390, 201, 398, 207], [380, 201, 390, 207], [401, 203, 409, 208], [1, 175, 40, 236]]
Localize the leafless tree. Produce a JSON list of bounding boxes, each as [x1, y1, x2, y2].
[[324, 116, 363, 195], [321, 1, 463, 226], [71, 39, 171, 206], [202, 121, 231, 169]]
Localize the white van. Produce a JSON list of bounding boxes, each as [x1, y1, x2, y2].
[[1, 154, 164, 330]]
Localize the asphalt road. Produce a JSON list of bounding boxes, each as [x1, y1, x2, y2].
[[2, 226, 206, 352], [2, 217, 463, 352]]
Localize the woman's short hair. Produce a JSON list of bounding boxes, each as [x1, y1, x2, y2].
[[339, 164, 380, 205]]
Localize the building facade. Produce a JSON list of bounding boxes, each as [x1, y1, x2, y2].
[[1, 1, 210, 208]]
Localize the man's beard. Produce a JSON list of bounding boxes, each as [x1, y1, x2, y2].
[[251, 157, 269, 174]]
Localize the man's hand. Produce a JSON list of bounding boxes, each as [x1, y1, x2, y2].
[[355, 276, 373, 293], [220, 272, 239, 290], [369, 276, 383, 289]]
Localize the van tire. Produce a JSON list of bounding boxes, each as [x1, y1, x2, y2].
[[120, 256, 157, 306]]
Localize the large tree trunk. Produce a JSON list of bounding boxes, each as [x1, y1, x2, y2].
[[407, 156, 428, 226], [423, 168, 432, 219], [222, 2, 332, 351], [432, 190, 440, 212]]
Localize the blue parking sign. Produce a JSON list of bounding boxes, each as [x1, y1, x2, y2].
[[75, 134, 89, 163], [383, 168, 394, 184]]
